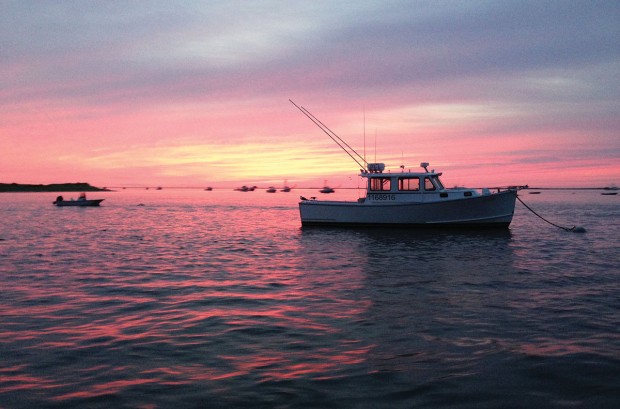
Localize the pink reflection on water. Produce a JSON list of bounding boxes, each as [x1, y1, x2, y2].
[[0, 191, 379, 400], [53, 378, 157, 401], [0, 365, 63, 393], [518, 338, 608, 357], [219, 342, 372, 382]]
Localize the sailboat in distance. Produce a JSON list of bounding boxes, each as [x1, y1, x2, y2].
[[319, 180, 335, 194], [281, 180, 295, 192]]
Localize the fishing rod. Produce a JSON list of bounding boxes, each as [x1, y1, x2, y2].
[[290, 99, 369, 172], [297, 104, 368, 167]]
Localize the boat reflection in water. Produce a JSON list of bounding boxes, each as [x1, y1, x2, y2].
[[297, 225, 517, 383]]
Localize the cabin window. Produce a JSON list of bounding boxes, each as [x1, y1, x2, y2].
[[424, 177, 437, 191], [370, 178, 391, 191], [398, 177, 420, 191]]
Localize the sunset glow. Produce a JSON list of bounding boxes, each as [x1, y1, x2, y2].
[[1, 1, 618, 188]]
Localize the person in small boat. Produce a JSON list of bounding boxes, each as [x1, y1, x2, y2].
[[77, 192, 87, 201]]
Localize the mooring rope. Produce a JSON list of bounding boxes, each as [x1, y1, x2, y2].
[[514, 193, 585, 233]]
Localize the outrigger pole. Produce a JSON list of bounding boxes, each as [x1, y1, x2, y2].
[[290, 99, 369, 172]]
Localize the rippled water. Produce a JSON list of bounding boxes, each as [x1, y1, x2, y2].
[[1, 189, 618, 408]]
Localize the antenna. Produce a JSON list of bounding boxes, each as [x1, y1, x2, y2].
[[374, 129, 377, 163]]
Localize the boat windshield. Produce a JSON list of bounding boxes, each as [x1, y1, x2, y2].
[[434, 176, 444, 190], [424, 177, 436, 191], [424, 177, 445, 191]]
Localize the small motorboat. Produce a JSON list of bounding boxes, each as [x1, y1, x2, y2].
[[266, 186, 277, 193], [53, 193, 104, 207]]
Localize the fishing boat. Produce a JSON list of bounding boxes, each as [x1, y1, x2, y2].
[[266, 186, 277, 193], [291, 100, 520, 228], [53, 193, 104, 207], [300, 163, 518, 227]]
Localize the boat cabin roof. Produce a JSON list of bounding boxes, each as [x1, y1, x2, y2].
[[360, 162, 447, 193], [360, 162, 442, 178]]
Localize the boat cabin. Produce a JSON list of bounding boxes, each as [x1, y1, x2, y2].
[[360, 162, 480, 203]]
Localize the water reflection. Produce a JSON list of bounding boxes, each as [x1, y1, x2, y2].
[[2, 191, 618, 407], [297, 227, 518, 377], [359, 229, 517, 380], [297, 220, 620, 408]]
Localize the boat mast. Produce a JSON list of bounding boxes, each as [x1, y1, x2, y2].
[[290, 100, 369, 172]]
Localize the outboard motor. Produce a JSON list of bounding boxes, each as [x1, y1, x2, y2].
[[54, 195, 64, 204]]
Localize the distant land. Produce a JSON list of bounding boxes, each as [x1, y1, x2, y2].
[[0, 183, 111, 192]]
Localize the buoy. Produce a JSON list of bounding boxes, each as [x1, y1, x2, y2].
[[572, 226, 586, 233]]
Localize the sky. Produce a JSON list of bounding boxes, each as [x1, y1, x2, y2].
[[1, 0, 619, 189]]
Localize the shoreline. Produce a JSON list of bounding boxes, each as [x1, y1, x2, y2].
[[0, 183, 111, 193]]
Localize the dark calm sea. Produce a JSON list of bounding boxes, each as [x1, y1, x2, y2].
[[0, 189, 618, 408]]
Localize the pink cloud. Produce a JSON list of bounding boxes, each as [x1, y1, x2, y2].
[[1, 2, 618, 188]]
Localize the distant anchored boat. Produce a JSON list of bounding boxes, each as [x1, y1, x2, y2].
[[280, 181, 294, 192], [319, 182, 335, 194], [291, 100, 520, 228], [53, 193, 104, 207]]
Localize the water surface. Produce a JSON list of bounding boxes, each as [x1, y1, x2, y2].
[[1, 189, 618, 408]]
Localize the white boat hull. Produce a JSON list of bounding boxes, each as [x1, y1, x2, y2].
[[299, 190, 517, 228]]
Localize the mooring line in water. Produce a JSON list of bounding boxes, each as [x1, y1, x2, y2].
[[514, 193, 586, 233]]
